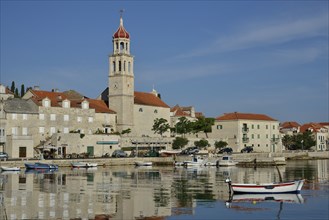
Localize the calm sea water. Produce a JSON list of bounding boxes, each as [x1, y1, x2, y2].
[[0, 159, 328, 220]]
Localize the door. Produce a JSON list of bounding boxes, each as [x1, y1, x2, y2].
[[19, 147, 26, 158], [87, 146, 94, 157]]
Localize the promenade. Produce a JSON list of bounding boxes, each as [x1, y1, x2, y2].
[[1, 151, 328, 168]]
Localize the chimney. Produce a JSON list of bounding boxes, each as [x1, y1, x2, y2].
[[34, 86, 40, 91]]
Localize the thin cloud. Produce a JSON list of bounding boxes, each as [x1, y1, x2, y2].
[[176, 13, 328, 59]]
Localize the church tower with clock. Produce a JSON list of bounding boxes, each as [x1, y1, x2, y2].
[[108, 14, 134, 132]]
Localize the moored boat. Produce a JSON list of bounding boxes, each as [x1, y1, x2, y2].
[[217, 155, 238, 166], [1, 166, 21, 171], [71, 161, 98, 168], [159, 149, 182, 157], [135, 161, 152, 166], [183, 155, 205, 167], [25, 162, 58, 170], [226, 178, 305, 194]]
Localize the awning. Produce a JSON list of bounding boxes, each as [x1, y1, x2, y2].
[[96, 141, 119, 145]]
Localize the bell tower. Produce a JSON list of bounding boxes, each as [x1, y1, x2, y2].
[[108, 12, 134, 133]]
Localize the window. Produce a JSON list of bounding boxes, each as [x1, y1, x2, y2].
[[258, 134, 260, 139], [88, 117, 93, 123], [154, 110, 158, 114], [63, 100, 70, 108], [22, 127, 28, 135], [266, 134, 269, 138], [12, 114, 17, 120], [63, 127, 69, 134], [23, 114, 27, 120], [77, 116, 82, 123], [139, 108, 143, 112], [113, 61, 116, 72], [12, 127, 18, 135], [251, 124, 254, 129], [266, 125, 268, 129], [50, 114, 56, 121], [44, 99, 50, 107], [119, 61, 122, 71], [82, 101, 89, 109], [124, 61, 126, 71], [39, 127, 45, 134], [273, 125, 275, 129], [50, 127, 56, 135], [64, 115, 69, 121], [128, 62, 131, 73], [39, 114, 45, 120], [257, 125, 260, 129], [251, 134, 254, 139], [217, 125, 223, 129]]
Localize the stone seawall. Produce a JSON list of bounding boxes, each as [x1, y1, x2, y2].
[[0, 151, 328, 168]]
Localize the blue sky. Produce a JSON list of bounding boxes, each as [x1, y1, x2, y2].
[[1, 1, 328, 124]]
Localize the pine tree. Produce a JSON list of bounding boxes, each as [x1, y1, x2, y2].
[[14, 88, 19, 97], [11, 81, 15, 93], [21, 84, 25, 97]]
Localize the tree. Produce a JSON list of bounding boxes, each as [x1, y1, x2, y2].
[[21, 84, 25, 97], [282, 131, 316, 150], [11, 81, 15, 93], [192, 117, 215, 138], [172, 137, 188, 150], [121, 128, 131, 136], [152, 118, 170, 137], [282, 135, 294, 150], [214, 140, 228, 150], [175, 117, 193, 137], [14, 88, 19, 97], [194, 139, 209, 149]]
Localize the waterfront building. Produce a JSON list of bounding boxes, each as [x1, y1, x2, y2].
[[208, 112, 282, 153], [279, 121, 301, 135], [300, 122, 328, 151]]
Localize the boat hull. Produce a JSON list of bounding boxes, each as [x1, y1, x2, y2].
[[135, 161, 152, 166], [1, 166, 21, 171], [231, 179, 305, 194], [25, 162, 58, 170], [71, 162, 98, 168]]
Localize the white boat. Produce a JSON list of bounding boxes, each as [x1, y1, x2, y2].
[[217, 155, 238, 166], [226, 178, 305, 194], [71, 162, 98, 168], [183, 156, 205, 167], [1, 166, 21, 171], [159, 149, 182, 157], [135, 161, 152, 166], [204, 161, 218, 166]]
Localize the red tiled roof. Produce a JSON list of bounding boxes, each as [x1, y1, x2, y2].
[[30, 90, 70, 107], [134, 91, 169, 108], [5, 87, 14, 95], [319, 122, 329, 126], [300, 123, 326, 133], [87, 99, 116, 114], [216, 112, 277, 121], [280, 121, 301, 129]]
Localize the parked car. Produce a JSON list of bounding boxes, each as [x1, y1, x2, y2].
[[112, 150, 128, 158], [241, 146, 253, 153], [218, 147, 233, 154], [0, 152, 8, 160], [181, 147, 199, 155]]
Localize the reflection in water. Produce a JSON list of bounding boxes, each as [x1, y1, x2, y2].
[[0, 159, 328, 219]]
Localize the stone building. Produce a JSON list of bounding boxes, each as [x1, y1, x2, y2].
[[208, 112, 282, 153]]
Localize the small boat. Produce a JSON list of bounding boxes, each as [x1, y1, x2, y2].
[[183, 155, 205, 167], [174, 161, 185, 166], [71, 162, 98, 168], [159, 149, 182, 157], [135, 161, 152, 166], [1, 166, 21, 171], [25, 162, 58, 170], [217, 155, 238, 166], [225, 178, 305, 194]]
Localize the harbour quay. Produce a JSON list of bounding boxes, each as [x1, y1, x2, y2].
[[0, 151, 328, 168]]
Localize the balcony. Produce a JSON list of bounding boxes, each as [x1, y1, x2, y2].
[[271, 138, 280, 143], [242, 127, 249, 133], [242, 137, 250, 143]]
